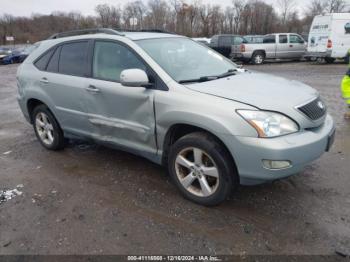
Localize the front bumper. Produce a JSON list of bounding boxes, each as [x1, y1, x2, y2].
[[305, 50, 332, 58], [222, 114, 335, 185]]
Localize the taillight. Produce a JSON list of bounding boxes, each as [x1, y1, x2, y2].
[[327, 39, 332, 49], [240, 44, 246, 52]]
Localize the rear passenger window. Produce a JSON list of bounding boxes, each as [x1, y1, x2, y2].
[[34, 49, 54, 71], [279, 35, 288, 44], [93, 41, 146, 82], [263, 35, 276, 44], [233, 37, 244, 45], [59, 42, 88, 77], [46, 46, 61, 73]]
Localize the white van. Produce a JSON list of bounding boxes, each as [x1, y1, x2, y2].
[[307, 13, 350, 63]]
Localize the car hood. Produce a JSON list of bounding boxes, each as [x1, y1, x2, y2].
[[185, 71, 318, 112]]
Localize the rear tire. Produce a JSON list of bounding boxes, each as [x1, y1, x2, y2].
[[251, 52, 265, 65], [168, 132, 238, 206], [325, 57, 335, 64], [32, 105, 65, 151]]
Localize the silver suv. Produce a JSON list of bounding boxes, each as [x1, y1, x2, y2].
[[17, 29, 335, 206]]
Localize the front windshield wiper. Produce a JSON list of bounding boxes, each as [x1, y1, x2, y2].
[[216, 69, 238, 79], [179, 69, 238, 84], [179, 76, 218, 84]]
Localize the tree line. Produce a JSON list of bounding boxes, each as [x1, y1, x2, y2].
[[0, 0, 348, 45]]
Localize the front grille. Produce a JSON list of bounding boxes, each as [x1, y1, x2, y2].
[[297, 97, 327, 120]]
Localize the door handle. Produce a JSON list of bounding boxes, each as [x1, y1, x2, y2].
[[40, 77, 49, 84], [289, 45, 294, 48], [85, 85, 101, 93]]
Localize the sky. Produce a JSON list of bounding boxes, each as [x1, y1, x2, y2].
[[0, 0, 310, 17]]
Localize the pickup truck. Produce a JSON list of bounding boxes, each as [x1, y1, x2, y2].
[[232, 33, 307, 64]]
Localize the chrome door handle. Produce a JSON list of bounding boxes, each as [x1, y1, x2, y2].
[[40, 77, 49, 84], [85, 85, 100, 93]]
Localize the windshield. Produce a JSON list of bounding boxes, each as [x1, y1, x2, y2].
[[136, 37, 237, 83]]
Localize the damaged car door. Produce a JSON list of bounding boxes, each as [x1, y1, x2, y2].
[[84, 40, 157, 156]]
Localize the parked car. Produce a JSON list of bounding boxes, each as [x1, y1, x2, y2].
[[306, 13, 350, 63], [17, 28, 335, 206], [2, 45, 38, 64], [210, 34, 248, 58], [192, 37, 211, 46], [0, 47, 13, 64], [244, 35, 264, 43], [232, 33, 307, 64], [14, 45, 37, 63]]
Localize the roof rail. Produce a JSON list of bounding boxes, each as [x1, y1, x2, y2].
[[120, 29, 176, 34], [48, 28, 125, 40]]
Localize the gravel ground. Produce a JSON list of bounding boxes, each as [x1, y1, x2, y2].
[[0, 62, 349, 255]]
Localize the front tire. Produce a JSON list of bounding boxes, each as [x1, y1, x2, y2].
[[32, 105, 65, 151], [168, 132, 238, 206]]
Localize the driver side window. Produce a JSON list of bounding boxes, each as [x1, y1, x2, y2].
[[93, 41, 146, 82], [289, 35, 304, 44]]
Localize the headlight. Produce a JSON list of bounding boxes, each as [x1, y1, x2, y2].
[[237, 110, 299, 138]]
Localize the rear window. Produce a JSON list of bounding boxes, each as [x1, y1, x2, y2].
[[34, 49, 54, 71], [59, 41, 88, 77], [219, 36, 232, 46]]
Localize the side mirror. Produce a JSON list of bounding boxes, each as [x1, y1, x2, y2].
[[120, 69, 150, 88]]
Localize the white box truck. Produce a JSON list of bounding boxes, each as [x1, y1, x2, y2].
[[306, 13, 350, 63]]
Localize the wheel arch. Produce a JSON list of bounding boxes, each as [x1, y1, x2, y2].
[[252, 50, 266, 58], [27, 98, 57, 124], [161, 123, 238, 175]]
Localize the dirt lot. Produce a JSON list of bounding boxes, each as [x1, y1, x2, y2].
[[0, 62, 349, 256]]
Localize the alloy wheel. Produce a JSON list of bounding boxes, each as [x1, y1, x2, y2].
[[35, 112, 55, 146], [254, 55, 263, 64], [175, 147, 219, 197]]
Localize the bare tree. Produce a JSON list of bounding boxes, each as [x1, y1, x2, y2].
[[170, 0, 183, 32], [95, 4, 122, 28], [210, 5, 222, 36], [199, 4, 213, 37], [277, 0, 296, 25], [306, 0, 327, 16], [0, 14, 15, 44], [325, 0, 347, 12], [0, 0, 320, 44], [185, 2, 200, 36], [146, 0, 169, 29], [232, 0, 246, 34], [123, 1, 147, 30], [134, 1, 147, 29]]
